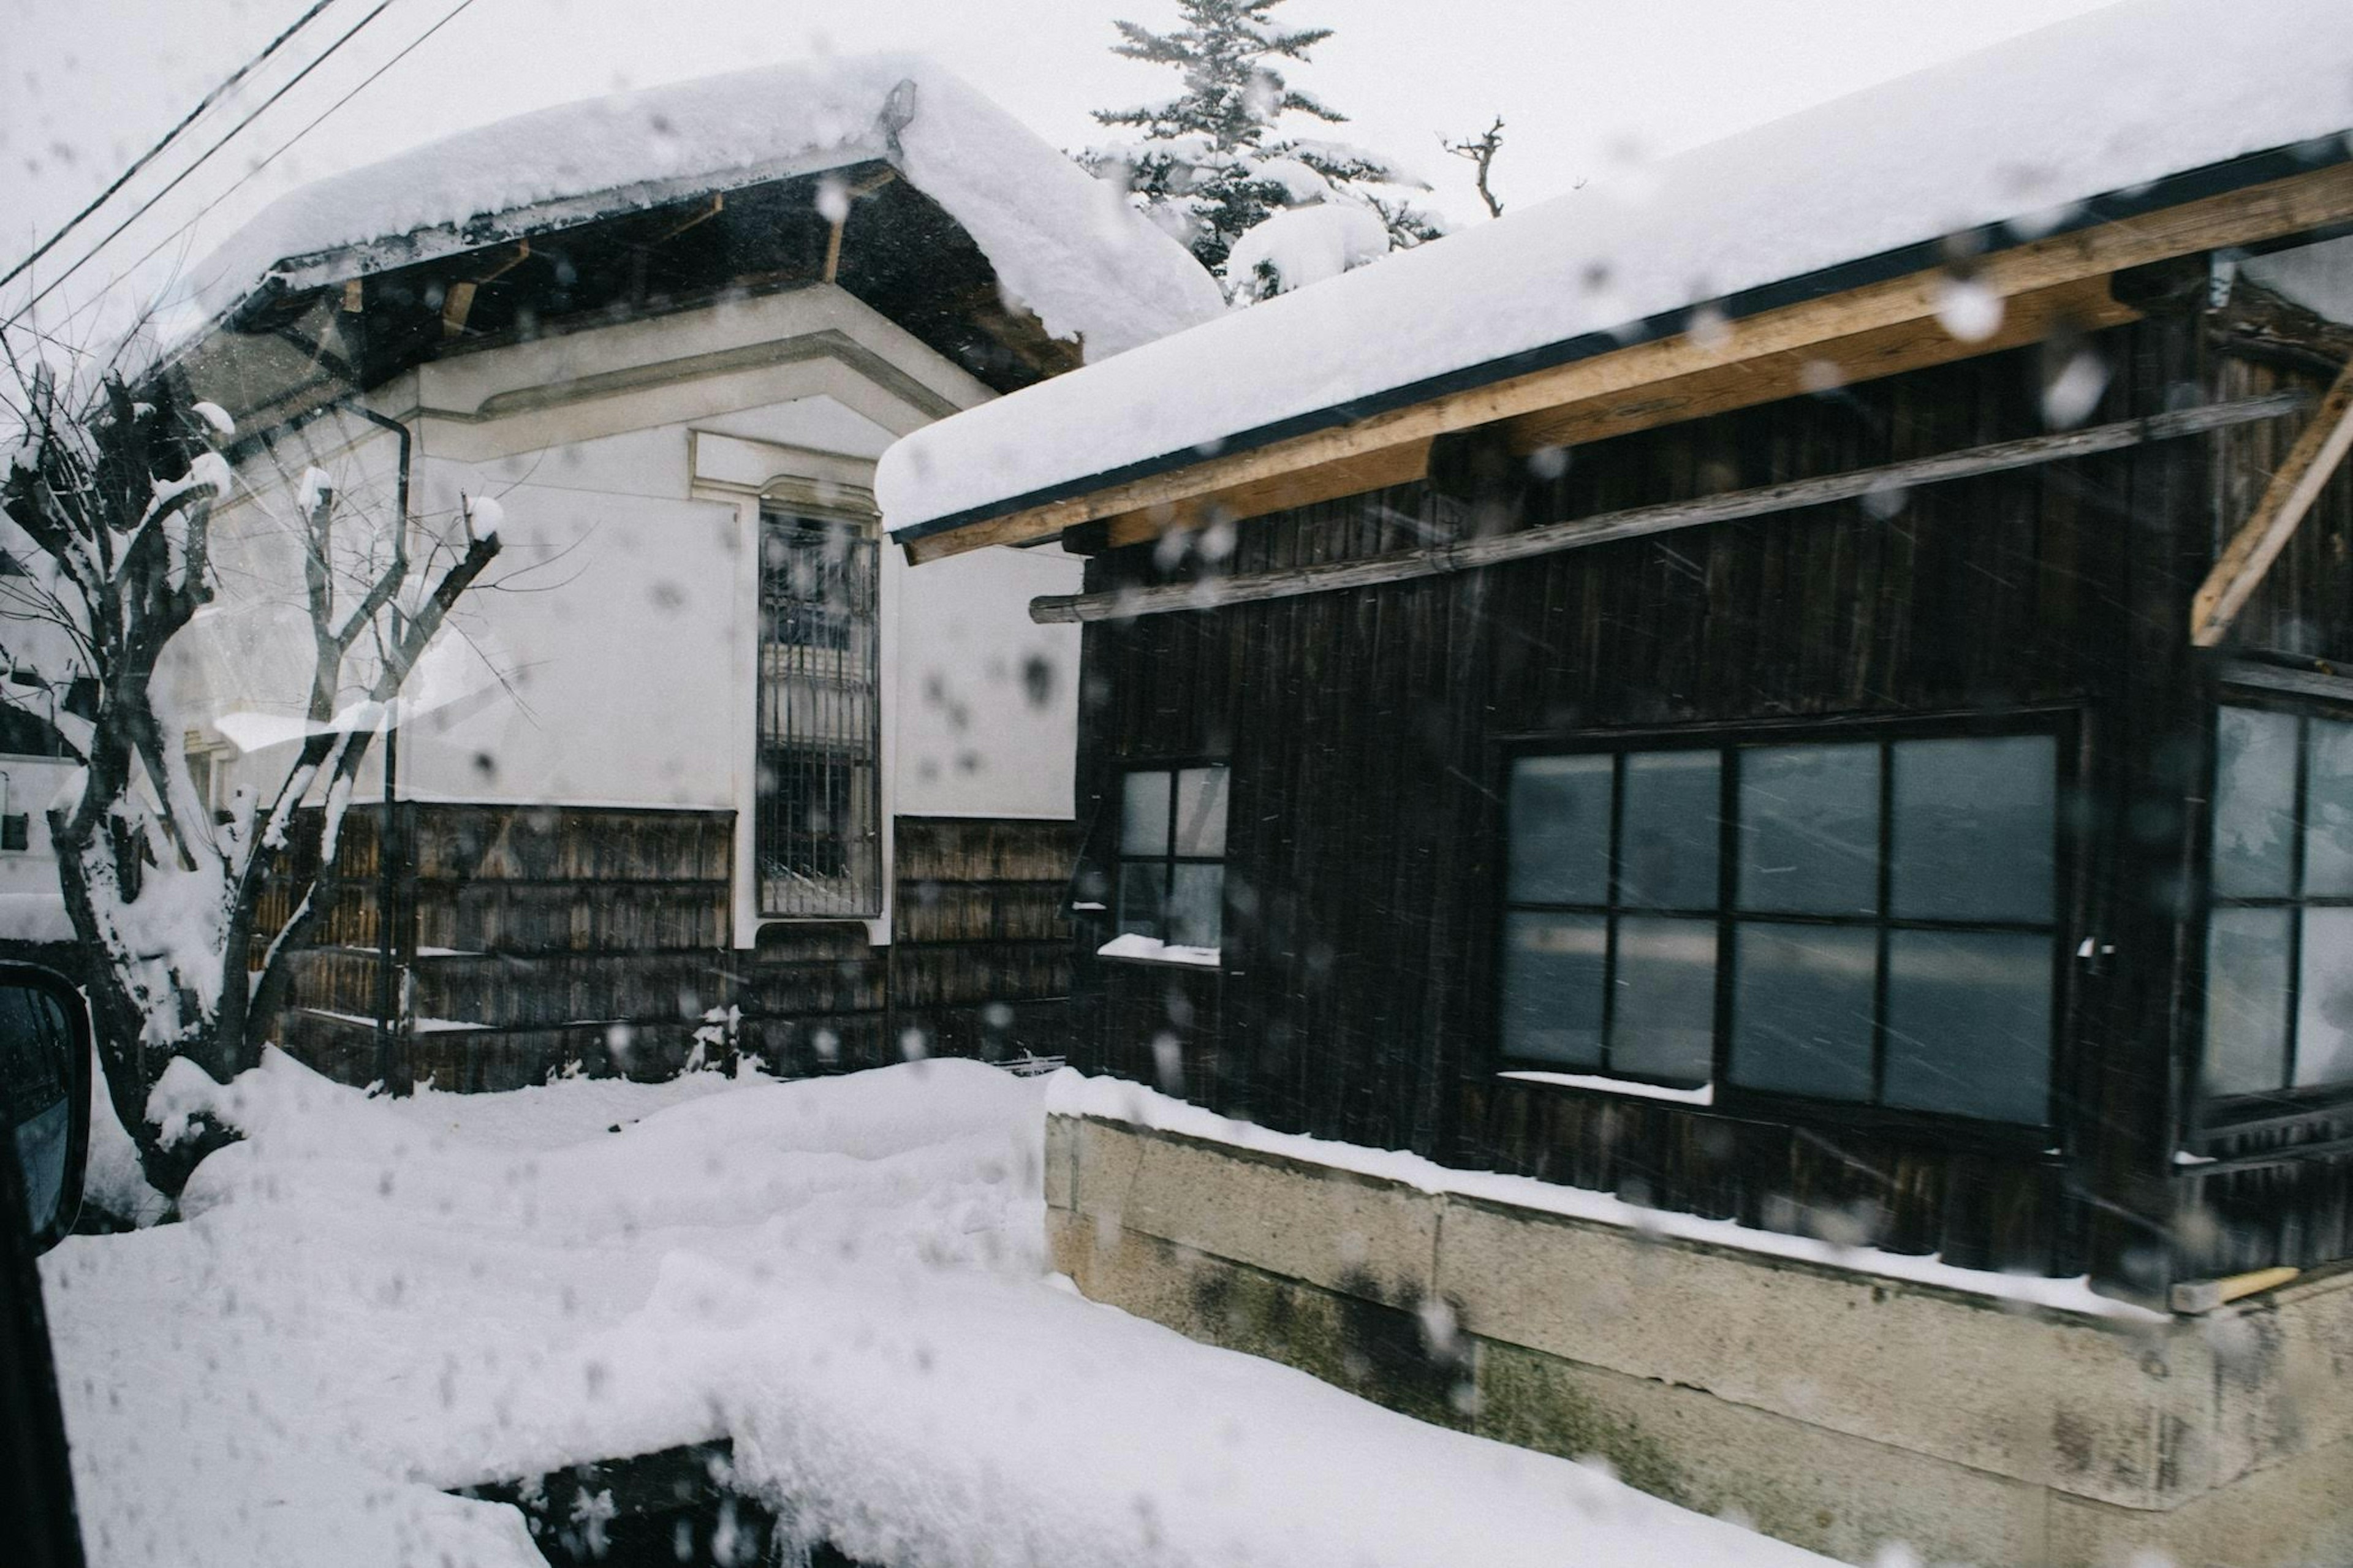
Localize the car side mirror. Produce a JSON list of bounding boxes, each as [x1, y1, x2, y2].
[[0, 964, 89, 1252]]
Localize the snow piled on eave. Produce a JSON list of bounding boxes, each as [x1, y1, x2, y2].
[[877, 0, 2353, 536], [184, 55, 1219, 362]]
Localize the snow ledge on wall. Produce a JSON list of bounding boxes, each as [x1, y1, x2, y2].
[[1047, 1069, 2167, 1324]]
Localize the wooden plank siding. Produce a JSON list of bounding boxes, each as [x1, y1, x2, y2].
[[1066, 314, 2257, 1292], [268, 807, 1080, 1090]]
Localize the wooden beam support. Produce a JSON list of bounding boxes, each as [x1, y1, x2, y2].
[[907, 160, 2353, 564], [441, 240, 531, 339], [1029, 390, 2309, 624], [2190, 358, 2353, 647]]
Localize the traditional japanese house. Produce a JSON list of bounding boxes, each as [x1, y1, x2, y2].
[[2, 57, 1220, 1089], [878, 1, 2353, 1561]]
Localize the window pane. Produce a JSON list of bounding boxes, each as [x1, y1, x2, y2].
[[1610, 916, 1716, 1084], [1121, 771, 1172, 855], [2213, 707, 2298, 898], [1729, 923, 1877, 1100], [2296, 907, 2353, 1088], [2205, 906, 2290, 1096], [1737, 744, 1880, 915], [1167, 865, 1224, 950], [1619, 751, 1721, 910], [1500, 912, 1606, 1067], [1890, 735, 2056, 922], [1509, 754, 1613, 905], [1882, 930, 2052, 1123], [1174, 766, 1229, 857], [1117, 860, 1166, 941], [2305, 719, 2353, 898]]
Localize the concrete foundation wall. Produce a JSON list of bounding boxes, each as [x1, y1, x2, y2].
[[1045, 1112, 2353, 1568]]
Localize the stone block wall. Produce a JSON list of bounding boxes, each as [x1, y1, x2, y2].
[[1045, 1112, 2353, 1568]]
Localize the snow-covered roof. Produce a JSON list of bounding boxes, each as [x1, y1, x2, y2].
[[186, 54, 1222, 363], [879, 0, 2353, 542]]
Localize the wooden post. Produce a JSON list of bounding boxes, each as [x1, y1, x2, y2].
[[2189, 357, 2353, 646]]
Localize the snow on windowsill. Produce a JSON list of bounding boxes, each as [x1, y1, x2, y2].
[[1048, 1070, 2167, 1325], [1500, 1069, 1715, 1107], [1095, 933, 1221, 968]]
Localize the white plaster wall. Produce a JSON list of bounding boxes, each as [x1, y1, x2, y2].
[[148, 284, 1080, 947], [890, 542, 1081, 820]]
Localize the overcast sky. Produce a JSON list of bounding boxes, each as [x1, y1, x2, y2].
[[0, 0, 2121, 336]]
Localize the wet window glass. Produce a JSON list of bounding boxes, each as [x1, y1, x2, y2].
[[1500, 912, 1607, 1068], [1618, 751, 1720, 910], [1890, 735, 2056, 922], [2213, 706, 2297, 898], [1737, 743, 1879, 916], [1727, 924, 1877, 1101], [1508, 754, 1612, 904], [1882, 930, 2052, 1123]]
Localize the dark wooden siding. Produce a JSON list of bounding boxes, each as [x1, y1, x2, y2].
[[1070, 317, 2227, 1289]]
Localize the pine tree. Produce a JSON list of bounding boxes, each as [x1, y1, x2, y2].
[[1084, 0, 1440, 298]]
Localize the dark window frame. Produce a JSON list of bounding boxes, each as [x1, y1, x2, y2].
[[1495, 709, 2077, 1138], [2196, 692, 2353, 1124], [754, 509, 882, 919], [1112, 757, 1230, 954]]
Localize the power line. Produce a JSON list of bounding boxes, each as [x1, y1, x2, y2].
[[108, 0, 488, 316], [0, 0, 350, 295], [7, 0, 404, 328]]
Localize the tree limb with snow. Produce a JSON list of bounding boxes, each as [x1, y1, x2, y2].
[[0, 355, 498, 1194], [1082, 0, 1441, 297]]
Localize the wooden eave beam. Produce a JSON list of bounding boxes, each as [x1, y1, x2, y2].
[[901, 159, 2353, 566], [1028, 390, 2311, 624], [442, 240, 531, 339], [2191, 356, 2353, 647]]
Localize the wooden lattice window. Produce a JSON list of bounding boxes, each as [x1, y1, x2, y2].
[[755, 513, 880, 918]]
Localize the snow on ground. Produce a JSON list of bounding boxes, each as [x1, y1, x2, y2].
[[43, 1052, 1832, 1568], [879, 0, 2353, 536]]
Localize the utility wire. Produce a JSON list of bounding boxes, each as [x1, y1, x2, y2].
[[106, 0, 487, 315], [7, 0, 404, 327], [0, 0, 349, 295]]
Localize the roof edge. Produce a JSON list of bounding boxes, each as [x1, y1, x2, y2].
[[892, 135, 2353, 546]]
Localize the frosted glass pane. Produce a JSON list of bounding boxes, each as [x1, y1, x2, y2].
[[1121, 771, 1170, 856], [1729, 923, 1877, 1100], [2213, 708, 2297, 898], [1619, 751, 1722, 910], [1890, 735, 2056, 922], [1167, 865, 1224, 950], [1174, 766, 1229, 857], [1117, 861, 1166, 940], [1510, 754, 1612, 905], [1738, 744, 1880, 915], [1610, 916, 1717, 1084], [2305, 720, 2353, 897], [2295, 907, 2353, 1088], [2205, 907, 2289, 1096], [1882, 931, 2052, 1123], [1500, 912, 1606, 1067]]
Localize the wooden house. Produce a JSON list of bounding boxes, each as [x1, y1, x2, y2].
[[0, 58, 1221, 1089], [880, 2, 2353, 1561]]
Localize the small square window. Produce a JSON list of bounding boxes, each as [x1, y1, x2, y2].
[[1114, 764, 1228, 954], [0, 814, 28, 852]]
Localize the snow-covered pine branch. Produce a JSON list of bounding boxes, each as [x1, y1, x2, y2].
[[1082, 0, 1441, 294]]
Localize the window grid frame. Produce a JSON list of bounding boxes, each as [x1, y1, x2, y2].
[[1499, 716, 2069, 1129], [1116, 760, 1229, 951], [2202, 703, 2353, 1104]]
